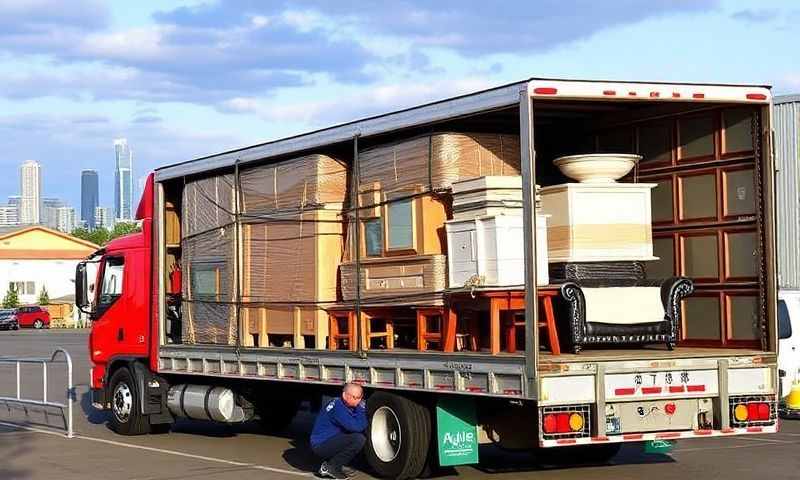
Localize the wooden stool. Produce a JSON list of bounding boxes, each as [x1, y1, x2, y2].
[[361, 309, 394, 350], [328, 311, 356, 351], [502, 291, 561, 355], [417, 308, 445, 351]]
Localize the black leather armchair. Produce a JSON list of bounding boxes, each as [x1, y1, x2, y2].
[[560, 277, 694, 353]]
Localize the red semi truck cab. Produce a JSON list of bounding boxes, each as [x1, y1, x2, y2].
[[85, 175, 157, 403]]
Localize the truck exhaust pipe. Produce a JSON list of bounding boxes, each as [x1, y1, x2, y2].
[[167, 384, 249, 423]]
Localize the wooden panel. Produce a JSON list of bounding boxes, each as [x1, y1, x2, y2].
[[647, 235, 675, 278], [680, 232, 719, 281], [678, 113, 715, 161], [637, 119, 673, 167], [722, 108, 755, 156], [650, 176, 674, 224], [723, 167, 756, 218], [678, 172, 717, 221], [724, 229, 758, 281], [726, 293, 759, 341], [682, 293, 722, 340]]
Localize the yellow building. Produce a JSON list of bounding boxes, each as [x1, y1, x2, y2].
[[0, 226, 99, 306]]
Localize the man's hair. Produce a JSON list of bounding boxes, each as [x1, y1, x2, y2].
[[343, 382, 363, 395]]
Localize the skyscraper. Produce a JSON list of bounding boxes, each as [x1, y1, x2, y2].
[[19, 160, 42, 225], [55, 206, 76, 233], [114, 138, 133, 221], [95, 206, 113, 230], [81, 169, 99, 229], [42, 197, 65, 230]]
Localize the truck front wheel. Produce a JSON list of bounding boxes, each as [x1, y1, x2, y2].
[[109, 368, 150, 435], [365, 392, 431, 480]]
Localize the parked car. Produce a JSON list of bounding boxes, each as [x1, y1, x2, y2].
[[15, 306, 50, 329], [0, 309, 19, 330]]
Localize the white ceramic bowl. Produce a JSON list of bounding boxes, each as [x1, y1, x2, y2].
[[553, 153, 641, 183]]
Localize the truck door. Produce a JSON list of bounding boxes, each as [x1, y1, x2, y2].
[[91, 254, 148, 359], [778, 295, 800, 399]]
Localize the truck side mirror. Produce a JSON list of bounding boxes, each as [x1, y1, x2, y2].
[[778, 300, 792, 340], [75, 262, 92, 314]]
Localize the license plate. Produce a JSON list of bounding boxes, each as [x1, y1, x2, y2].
[[606, 369, 718, 398]]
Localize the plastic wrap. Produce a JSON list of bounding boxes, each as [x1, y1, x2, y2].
[[358, 133, 520, 204]]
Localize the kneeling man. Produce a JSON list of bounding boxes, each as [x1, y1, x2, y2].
[[310, 383, 368, 479]]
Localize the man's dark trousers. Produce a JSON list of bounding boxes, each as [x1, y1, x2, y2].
[[312, 432, 366, 469]]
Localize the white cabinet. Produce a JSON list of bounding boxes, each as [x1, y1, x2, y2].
[[446, 214, 549, 288], [539, 183, 657, 263]]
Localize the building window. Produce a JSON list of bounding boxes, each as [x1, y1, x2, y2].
[[386, 198, 413, 250], [363, 218, 383, 257], [9, 281, 35, 295]]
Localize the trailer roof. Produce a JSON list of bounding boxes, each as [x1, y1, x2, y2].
[[155, 77, 771, 181]]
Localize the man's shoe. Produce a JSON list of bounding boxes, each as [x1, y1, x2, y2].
[[317, 462, 347, 479], [341, 466, 358, 478]]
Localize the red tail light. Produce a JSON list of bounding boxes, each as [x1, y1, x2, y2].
[[543, 414, 558, 433], [747, 403, 759, 420], [756, 402, 771, 420], [556, 413, 571, 432], [533, 87, 558, 95], [746, 93, 767, 101]]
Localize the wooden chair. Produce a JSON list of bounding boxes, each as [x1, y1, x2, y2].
[[417, 308, 445, 351], [328, 310, 356, 351], [361, 309, 394, 350]]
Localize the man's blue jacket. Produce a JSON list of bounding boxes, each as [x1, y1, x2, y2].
[[310, 397, 368, 447]]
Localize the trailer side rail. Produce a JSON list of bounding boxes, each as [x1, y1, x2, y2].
[[159, 345, 527, 398]]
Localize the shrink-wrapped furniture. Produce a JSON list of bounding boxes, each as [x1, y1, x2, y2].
[[181, 155, 347, 348], [341, 133, 521, 305]]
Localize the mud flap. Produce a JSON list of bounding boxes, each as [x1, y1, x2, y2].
[[436, 397, 479, 466]]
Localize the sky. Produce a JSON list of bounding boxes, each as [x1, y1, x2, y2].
[[0, 0, 798, 210]]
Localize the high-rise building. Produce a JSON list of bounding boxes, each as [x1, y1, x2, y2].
[[114, 138, 133, 222], [81, 169, 99, 229], [42, 197, 65, 230], [95, 206, 113, 230], [19, 160, 42, 225], [0, 204, 19, 226], [55, 206, 76, 233]]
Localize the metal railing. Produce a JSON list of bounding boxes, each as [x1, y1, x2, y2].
[[0, 348, 74, 438]]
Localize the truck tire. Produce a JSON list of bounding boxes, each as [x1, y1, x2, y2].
[[256, 397, 300, 433], [365, 392, 431, 480], [109, 368, 150, 435]]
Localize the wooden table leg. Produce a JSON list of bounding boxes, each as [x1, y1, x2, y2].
[[505, 312, 517, 354], [443, 308, 457, 352], [542, 296, 560, 355], [490, 298, 501, 355]]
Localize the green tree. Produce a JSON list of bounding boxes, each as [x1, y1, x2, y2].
[[3, 284, 19, 309], [38, 286, 49, 305], [109, 222, 141, 241]]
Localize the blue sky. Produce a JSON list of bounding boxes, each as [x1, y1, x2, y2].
[[0, 0, 798, 210]]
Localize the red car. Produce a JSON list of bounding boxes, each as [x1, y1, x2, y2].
[[16, 306, 50, 329]]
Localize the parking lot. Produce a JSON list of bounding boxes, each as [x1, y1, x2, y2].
[[1, 329, 799, 480]]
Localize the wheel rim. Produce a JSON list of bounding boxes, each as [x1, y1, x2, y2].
[[112, 382, 133, 423], [34, 320, 42, 329], [371, 406, 402, 463]]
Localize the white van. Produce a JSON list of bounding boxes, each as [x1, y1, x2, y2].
[[778, 290, 800, 416]]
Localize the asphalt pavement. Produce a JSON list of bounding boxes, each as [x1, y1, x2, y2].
[[1, 329, 799, 480]]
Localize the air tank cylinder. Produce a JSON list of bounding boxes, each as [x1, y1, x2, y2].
[[167, 384, 247, 423]]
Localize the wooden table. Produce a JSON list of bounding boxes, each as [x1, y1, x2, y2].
[[445, 288, 561, 355]]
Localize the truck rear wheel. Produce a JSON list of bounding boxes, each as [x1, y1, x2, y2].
[[365, 392, 431, 480], [109, 368, 150, 435]]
